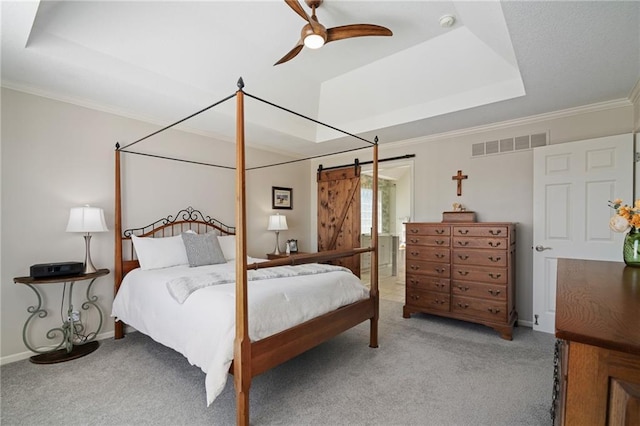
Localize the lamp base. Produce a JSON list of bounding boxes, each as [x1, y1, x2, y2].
[[272, 231, 282, 255], [83, 234, 98, 274]]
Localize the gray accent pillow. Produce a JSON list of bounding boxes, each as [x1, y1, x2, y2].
[[181, 232, 227, 267]]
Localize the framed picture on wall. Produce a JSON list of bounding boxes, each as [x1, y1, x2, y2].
[[272, 186, 292, 210]]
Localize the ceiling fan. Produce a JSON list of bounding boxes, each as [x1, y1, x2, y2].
[[275, 0, 393, 65]]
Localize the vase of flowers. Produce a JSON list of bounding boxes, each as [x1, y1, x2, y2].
[[609, 198, 640, 267]]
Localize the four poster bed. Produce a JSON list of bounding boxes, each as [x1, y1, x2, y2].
[[112, 79, 380, 425]]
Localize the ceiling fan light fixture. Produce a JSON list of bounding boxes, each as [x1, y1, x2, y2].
[[304, 33, 325, 49]]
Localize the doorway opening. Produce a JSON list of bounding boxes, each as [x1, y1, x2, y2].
[[360, 159, 413, 303]]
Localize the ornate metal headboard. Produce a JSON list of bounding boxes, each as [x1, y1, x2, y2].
[[119, 206, 235, 276]]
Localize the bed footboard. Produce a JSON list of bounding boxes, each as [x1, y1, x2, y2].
[[229, 296, 377, 377]]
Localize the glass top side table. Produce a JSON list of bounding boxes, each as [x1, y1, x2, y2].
[[13, 268, 109, 364]]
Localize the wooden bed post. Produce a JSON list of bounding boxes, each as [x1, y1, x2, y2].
[[233, 79, 251, 426], [370, 139, 379, 348], [114, 145, 124, 339]]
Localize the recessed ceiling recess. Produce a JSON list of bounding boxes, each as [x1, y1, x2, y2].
[[439, 14, 456, 28]]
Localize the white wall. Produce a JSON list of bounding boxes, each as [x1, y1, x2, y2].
[[308, 100, 635, 328], [1, 88, 310, 362]]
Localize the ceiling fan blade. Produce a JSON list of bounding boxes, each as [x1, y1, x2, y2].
[[285, 0, 311, 22], [326, 24, 393, 43], [274, 40, 305, 66]]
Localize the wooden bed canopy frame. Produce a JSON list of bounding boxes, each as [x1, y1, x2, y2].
[[113, 78, 380, 425]]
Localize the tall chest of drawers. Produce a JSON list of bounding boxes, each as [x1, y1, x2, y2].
[[403, 222, 517, 340]]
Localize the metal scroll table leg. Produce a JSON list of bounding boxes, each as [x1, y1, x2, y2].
[[26, 280, 100, 364]]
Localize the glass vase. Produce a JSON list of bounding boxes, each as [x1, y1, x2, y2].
[[623, 229, 640, 267]]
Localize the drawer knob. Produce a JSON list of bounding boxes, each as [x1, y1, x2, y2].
[[410, 251, 419, 256], [488, 256, 501, 262], [488, 289, 501, 296], [488, 273, 501, 279], [433, 299, 446, 305], [411, 294, 420, 300], [457, 302, 469, 309], [435, 229, 445, 235], [435, 283, 445, 288], [457, 241, 469, 246], [489, 230, 502, 235], [487, 307, 501, 314], [488, 241, 501, 247], [410, 229, 419, 233], [457, 285, 469, 291], [410, 265, 420, 270], [458, 229, 469, 235], [410, 279, 419, 285], [435, 267, 445, 274], [436, 240, 445, 246], [458, 270, 469, 276], [458, 255, 469, 260], [410, 238, 419, 244], [435, 253, 445, 259]]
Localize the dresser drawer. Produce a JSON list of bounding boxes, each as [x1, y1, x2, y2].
[[406, 246, 450, 263], [452, 249, 507, 267], [452, 265, 507, 284], [452, 280, 507, 301], [406, 274, 450, 293], [407, 236, 450, 247], [406, 224, 450, 236], [407, 260, 450, 278], [452, 226, 508, 238], [452, 296, 507, 322], [453, 237, 506, 250], [406, 288, 450, 311]]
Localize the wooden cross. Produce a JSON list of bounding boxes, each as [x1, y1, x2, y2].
[[452, 170, 468, 196]]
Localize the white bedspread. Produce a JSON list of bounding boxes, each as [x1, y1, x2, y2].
[[111, 258, 369, 405]]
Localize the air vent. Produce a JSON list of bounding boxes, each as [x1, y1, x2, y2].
[[500, 138, 514, 152], [485, 140, 499, 154], [515, 135, 529, 150], [472, 132, 548, 157], [472, 143, 485, 156], [531, 133, 547, 148]]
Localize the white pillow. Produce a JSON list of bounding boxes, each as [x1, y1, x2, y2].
[[217, 235, 236, 261], [131, 234, 189, 270]]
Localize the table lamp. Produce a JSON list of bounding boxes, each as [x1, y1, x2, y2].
[[66, 205, 109, 274], [267, 213, 288, 255]]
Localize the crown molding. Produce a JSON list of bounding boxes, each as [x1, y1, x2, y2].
[[1, 79, 237, 144], [3, 79, 633, 154], [629, 78, 640, 105], [1, 80, 312, 161], [387, 98, 632, 149]]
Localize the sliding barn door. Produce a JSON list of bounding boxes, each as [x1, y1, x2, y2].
[[317, 166, 361, 276]]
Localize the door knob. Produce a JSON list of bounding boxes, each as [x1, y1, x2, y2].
[[535, 245, 551, 252]]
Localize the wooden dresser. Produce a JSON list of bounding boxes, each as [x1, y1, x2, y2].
[[553, 258, 640, 425], [402, 222, 517, 340]]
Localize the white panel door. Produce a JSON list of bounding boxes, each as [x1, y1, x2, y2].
[[532, 134, 634, 333]]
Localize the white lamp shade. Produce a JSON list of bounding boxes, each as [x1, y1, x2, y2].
[[66, 205, 109, 233], [267, 214, 288, 231]]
